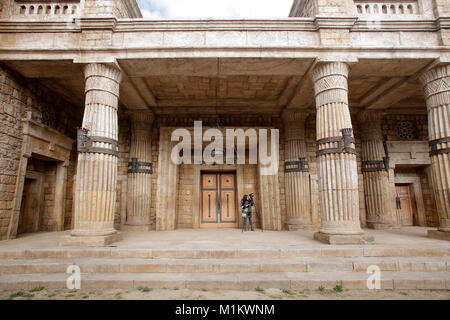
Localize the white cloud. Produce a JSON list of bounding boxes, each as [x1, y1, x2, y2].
[[137, 0, 294, 19]]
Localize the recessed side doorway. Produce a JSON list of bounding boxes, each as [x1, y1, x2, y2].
[[200, 172, 237, 229], [17, 172, 44, 235]]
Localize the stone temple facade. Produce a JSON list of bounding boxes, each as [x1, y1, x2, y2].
[[0, 0, 448, 246]]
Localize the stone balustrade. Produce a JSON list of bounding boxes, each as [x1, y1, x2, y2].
[[15, 1, 79, 17], [354, 0, 419, 16]]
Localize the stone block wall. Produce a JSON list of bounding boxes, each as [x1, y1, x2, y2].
[[0, 63, 81, 239], [83, 0, 142, 18], [290, 0, 353, 16]]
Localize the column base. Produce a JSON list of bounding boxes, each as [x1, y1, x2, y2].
[[428, 230, 450, 241], [120, 224, 152, 232], [314, 232, 375, 245], [60, 233, 122, 247], [286, 224, 316, 231], [366, 222, 401, 230]]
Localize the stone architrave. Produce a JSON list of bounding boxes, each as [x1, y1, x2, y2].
[[420, 65, 450, 241], [122, 112, 154, 232], [357, 111, 398, 229], [310, 62, 374, 244], [60, 63, 123, 247], [282, 110, 314, 230]]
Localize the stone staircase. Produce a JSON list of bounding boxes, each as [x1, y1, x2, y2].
[[0, 247, 449, 291]]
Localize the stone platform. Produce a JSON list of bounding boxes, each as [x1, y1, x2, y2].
[[0, 227, 448, 292]]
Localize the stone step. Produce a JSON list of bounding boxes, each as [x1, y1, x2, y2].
[[0, 247, 449, 260], [0, 272, 448, 291], [0, 257, 448, 274]]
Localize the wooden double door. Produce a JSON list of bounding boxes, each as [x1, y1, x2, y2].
[[200, 172, 237, 228]]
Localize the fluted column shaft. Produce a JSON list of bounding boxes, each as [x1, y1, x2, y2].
[[71, 63, 122, 237], [358, 111, 397, 229], [311, 62, 363, 236], [126, 113, 154, 227], [420, 65, 450, 234], [282, 110, 314, 230]]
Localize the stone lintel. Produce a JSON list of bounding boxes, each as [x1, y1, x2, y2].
[[60, 233, 123, 247], [314, 232, 375, 245], [120, 224, 152, 232], [315, 56, 359, 66], [73, 56, 121, 71], [428, 230, 450, 241]]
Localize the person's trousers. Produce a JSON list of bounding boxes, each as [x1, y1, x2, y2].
[[243, 213, 254, 231]]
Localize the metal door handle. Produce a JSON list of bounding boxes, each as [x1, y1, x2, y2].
[[217, 200, 221, 212]]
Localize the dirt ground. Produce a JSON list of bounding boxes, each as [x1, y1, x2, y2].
[[1, 287, 449, 300]]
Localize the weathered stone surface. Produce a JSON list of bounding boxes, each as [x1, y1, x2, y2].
[[60, 233, 123, 247]]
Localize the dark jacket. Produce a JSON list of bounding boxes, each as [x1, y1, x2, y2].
[[241, 198, 254, 215]]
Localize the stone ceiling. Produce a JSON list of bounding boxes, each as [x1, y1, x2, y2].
[[2, 57, 431, 116]]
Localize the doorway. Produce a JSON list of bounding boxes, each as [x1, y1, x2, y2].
[[395, 184, 418, 226], [17, 173, 44, 235], [200, 172, 237, 228]]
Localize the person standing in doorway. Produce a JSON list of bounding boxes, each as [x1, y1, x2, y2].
[[241, 194, 254, 232]]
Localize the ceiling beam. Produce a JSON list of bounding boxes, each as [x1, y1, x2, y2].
[[364, 60, 438, 110]]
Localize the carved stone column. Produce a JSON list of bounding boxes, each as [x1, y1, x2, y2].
[[358, 111, 398, 229], [311, 62, 373, 244], [60, 63, 122, 247], [282, 110, 314, 230], [420, 65, 450, 241], [122, 112, 154, 231]]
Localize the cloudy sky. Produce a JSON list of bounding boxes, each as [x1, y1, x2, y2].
[[137, 0, 294, 19]]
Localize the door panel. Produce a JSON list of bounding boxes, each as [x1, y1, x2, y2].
[[202, 190, 217, 223], [396, 185, 414, 226], [220, 190, 236, 223], [201, 172, 237, 228], [18, 177, 42, 234], [221, 174, 235, 189]]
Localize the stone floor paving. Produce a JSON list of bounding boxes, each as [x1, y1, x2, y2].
[[0, 227, 448, 251]]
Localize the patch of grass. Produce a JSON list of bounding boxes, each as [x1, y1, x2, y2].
[[282, 289, 294, 296], [298, 294, 309, 298], [318, 286, 325, 292], [48, 294, 56, 298], [23, 293, 34, 299], [201, 289, 208, 292], [333, 285, 343, 293], [29, 287, 45, 292], [400, 292, 408, 296], [69, 289, 78, 293], [174, 288, 179, 291], [65, 294, 75, 298], [137, 286, 151, 293], [82, 295, 89, 299], [254, 287, 265, 294], [9, 291, 25, 300]]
